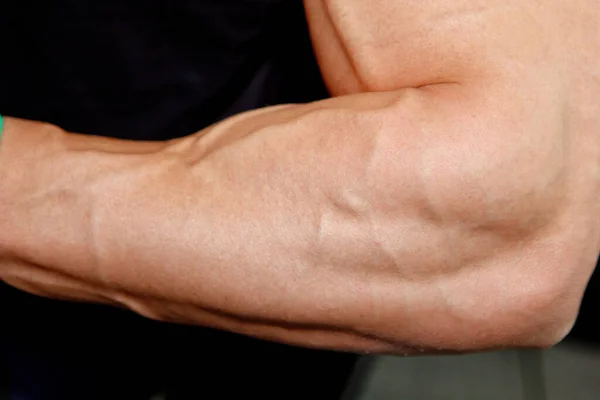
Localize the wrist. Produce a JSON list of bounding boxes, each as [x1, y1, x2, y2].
[[0, 118, 165, 284], [0, 118, 70, 260]]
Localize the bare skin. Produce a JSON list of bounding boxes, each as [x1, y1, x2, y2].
[[0, 0, 598, 354]]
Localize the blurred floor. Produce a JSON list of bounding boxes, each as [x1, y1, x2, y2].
[[2, 339, 600, 400], [349, 339, 600, 400]]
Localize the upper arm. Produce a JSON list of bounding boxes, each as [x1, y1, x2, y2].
[[304, 0, 562, 92]]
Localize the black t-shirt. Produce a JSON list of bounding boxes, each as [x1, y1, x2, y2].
[[0, 1, 357, 398], [1, 0, 328, 137]]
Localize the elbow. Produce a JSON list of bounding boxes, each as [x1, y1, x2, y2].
[[375, 178, 594, 353], [362, 86, 598, 353], [504, 278, 581, 350], [475, 213, 595, 351], [498, 200, 597, 350], [422, 134, 596, 350], [509, 308, 579, 352], [514, 248, 597, 350], [423, 271, 586, 353], [466, 239, 593, 352]]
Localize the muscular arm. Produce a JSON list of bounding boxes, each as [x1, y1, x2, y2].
[[1, 0, 598, 354]]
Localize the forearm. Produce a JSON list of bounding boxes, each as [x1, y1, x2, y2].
[[0, 85, 593, 353], [1, 99, 416, 353]]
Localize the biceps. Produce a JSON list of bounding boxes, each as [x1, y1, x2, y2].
[[305, 0, 562, 92]]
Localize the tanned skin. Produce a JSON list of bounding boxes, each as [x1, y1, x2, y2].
[[0, 0, 598, 354]]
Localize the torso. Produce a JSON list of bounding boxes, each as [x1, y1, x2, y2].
[[0, 0, 328, 139]]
